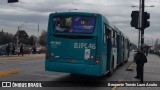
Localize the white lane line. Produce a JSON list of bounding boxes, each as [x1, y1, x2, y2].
[[26, 73, 60, 78]]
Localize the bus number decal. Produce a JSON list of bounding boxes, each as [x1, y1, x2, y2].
[[50, 41, 61, 48], [74, 43, 96, 49]]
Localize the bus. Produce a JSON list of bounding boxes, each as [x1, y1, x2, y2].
[[45, 12, 130, 76]]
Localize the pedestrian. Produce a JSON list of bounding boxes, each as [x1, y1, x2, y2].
[[145, 49, 149, 57], [134, 49, 147, 83], [33, 46, 37, 54], [6, 44, 10, 56], [32, 46, 36, 54], [18, 44, 24, 56], [32, 46, 34, 54], [12, 44, 15, 55]]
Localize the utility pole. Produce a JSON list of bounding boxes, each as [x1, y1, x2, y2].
[[138, 0, 142, 49], [17, 26, 20, 49], [37, 21, 39, 47], [140, 0, 151, 50], [131, 0, 152, 50], [141, 0, 145, 51], [16, 22, 28, 48]]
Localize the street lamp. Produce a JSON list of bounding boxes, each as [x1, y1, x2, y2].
[[69, 9, 77, 12], [16, 22, 28, 48]]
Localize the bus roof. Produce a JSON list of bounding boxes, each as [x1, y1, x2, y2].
[[114, 26, 121, 33], [51, 12, 101, 17]]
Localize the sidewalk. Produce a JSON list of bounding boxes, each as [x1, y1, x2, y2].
[[144, 54, 160, 81], [0, 54, 45, 60], [127, 53, 160, 81], [117, 54, 160, 90]]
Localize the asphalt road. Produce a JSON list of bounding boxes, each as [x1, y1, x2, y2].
[[0, 52, 160, 90]]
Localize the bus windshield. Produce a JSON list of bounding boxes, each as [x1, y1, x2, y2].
[[53, 16, 96, 34]]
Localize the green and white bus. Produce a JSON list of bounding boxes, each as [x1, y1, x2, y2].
[[45, 12, 130, 76]]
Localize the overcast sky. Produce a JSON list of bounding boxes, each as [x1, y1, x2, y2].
[[0, 0, 160, 45]]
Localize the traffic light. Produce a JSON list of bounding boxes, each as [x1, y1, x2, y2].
[[131, 11, 139, 29], [8, 0, 18, 3], [143, 12, 150, 29]]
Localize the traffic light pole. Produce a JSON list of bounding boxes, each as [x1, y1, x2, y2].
[[138, 0, 142, 49], [140, 0, 145, 83], [131, 0, 151, 49], [141, 0, 145, 51]]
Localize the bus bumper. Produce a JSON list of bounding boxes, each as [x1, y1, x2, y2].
[[45, 59, 102, 76]]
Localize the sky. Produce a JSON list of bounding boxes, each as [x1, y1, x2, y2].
[[0, 0, 160, 45]]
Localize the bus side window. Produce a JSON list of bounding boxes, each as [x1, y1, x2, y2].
[[122, 37, 124, 48], [115, 32, 117, 47], [108, 29, 111, 39], [103, 25, 107, 44], [111, 30, 116, 47]]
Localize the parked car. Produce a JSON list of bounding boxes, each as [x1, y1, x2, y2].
[[15, 45, 32, 54], [0, 45, 7, 55], [36, 46, 47, 54]]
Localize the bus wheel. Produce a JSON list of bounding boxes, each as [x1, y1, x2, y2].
[[108, 57, 114, 77]]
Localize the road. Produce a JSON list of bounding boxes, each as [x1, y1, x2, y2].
[[0, 53, 160, 90]]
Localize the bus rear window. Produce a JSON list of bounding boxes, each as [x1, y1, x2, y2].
[[53, 16, 96, 34]]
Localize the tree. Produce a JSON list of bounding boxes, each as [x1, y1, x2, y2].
[[39, 31, 46, 46], [14, 30, 29, 45], [29, 35, 37, 46], [0, 30, 13, 44]]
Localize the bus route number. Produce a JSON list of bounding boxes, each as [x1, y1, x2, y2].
[[74, 43, 96, 49]]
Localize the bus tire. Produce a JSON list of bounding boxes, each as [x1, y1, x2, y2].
[[108, 56, 114, 77]]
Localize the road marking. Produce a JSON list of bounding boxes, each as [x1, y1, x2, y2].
[[0, 70, 19, 76], [126, 61, 134, 71], [0, 55, 45, 60], [111, 80, 122, 90]]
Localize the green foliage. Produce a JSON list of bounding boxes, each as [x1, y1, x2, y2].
[[0, 30, 13, 44], [39, 31, 46, 46], [0, 29, 45, 46], [29, 35, 37, 46], [14, 30, 29, 45]]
